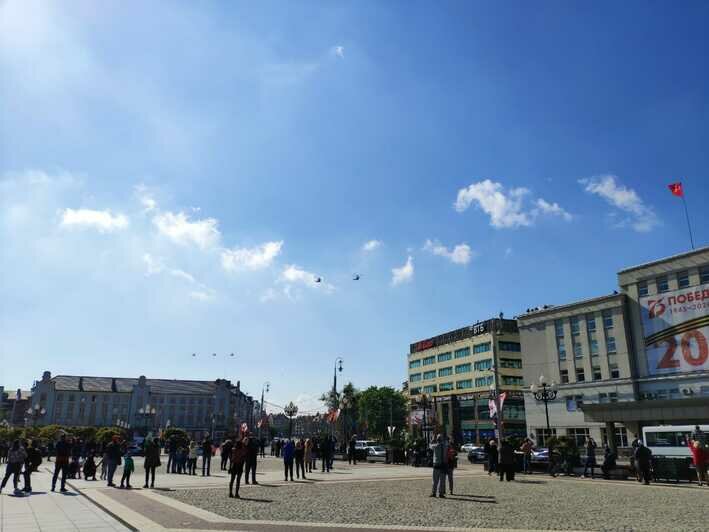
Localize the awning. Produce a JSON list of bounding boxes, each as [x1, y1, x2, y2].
[[580, 396, 709, 423]]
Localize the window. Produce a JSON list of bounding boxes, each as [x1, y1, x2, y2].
[[474, 376, 494, 387], [570, 317, 580, 334], [555, 319, 564, 337], [454, 347, 471, 359], [57, 394, 64, 402], [589, 333, 599, 356], [677, 271, 689, 289], [502, 376, 524, 386], [437, 352, 452, 363], [536, 428, 557, 447], [502, 404, 525, 420], [499, 341, 521, 352], [656, 275, 669, 293], [600, 426, 629, 447], [610, 365, 620, 379], [472, 343, 490, 354], [701, 266, 709, 284], [438, 367, 453, 377], [439, 382, 453, 392], [422, 385, 437, 394], [423, 370, 436, 380], [409, 360, 421, 369], [499, 358, 522, 369], [455, 363, 472, 374], [410, 373, 422, 382], [474, 358, 493, 371], [557, 337, 567, 360], [567, 427, 590, 447], [602, 310, 613, 329], [409, 387, 421, 395], [456, 379, 473, 390], [609, 392, 618, 403], [638, 280, 648, 297], [599, 392, 608, 404], [573, 339, 583, 358], [606, 336, 617, 354], [560, 369, 569, 384], [576, 368, 585, 382], [586, 314, 596, 332], [422, 356, 436, 366], [592, 367, 602, 381], [565, 396, 583, 412]]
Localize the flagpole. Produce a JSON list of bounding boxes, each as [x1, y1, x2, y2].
[[681, 195, 695, 250]]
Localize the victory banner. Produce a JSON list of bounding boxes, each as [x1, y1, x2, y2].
[[641, 282, 709, 375]]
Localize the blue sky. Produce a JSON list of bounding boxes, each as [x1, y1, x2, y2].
[[1, 1, 708, 413]]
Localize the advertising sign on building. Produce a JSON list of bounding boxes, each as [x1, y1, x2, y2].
[[641, 283, 709, 375]]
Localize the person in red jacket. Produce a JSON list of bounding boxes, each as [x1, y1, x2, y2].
[[688, 439, 707, 487]]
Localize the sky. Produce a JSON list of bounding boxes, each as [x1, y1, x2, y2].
[[1, 1, 708, 414]]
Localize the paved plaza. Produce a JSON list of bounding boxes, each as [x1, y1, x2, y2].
[[2, 456, 708, 531]]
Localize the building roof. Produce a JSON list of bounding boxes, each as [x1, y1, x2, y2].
[[517, 292, 624, 321], [51, 375, 247, 396], [617, 246, 709, 274]]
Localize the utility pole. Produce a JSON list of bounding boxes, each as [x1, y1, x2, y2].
[[490, 317, 504, 449], [259, 382, 270, 441]]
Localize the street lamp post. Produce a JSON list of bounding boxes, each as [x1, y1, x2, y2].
[[530, 375, 558, 437], [420, 393, 430, 443], [137, 405, 156, 436], [339, 397, 350, 443], [259, 382, 270, 441], [26, 405, 46, 427], [489, 316, 505, 448], [284, 402, 298, 439]]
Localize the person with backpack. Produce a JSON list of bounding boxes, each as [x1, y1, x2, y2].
[[446, 439, 457, 495]]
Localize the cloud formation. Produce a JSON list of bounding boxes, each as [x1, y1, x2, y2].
[[153, 211, 220, 249], [423, 239, 473, 265], [331, 45, 345, 59], [59, 208, 129, 232], [454, 179, 572, 228], [362, 239, 382, 252], [221, 241, 283, 272], [391, 256, 414, 286], [580, 175, 659, 232]]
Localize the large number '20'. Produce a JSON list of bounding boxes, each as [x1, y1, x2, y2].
[[656, 330, 709, 369]]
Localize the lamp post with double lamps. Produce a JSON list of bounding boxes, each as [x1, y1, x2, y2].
[[284, 402, 298, 439], [258, 382, 270, 441], [137, 405, 157, 436], [26, 404, 46, 427], [530, 375, 557, 438]]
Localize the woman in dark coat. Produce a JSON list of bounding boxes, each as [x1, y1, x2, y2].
[[144, 437, 161, 489]]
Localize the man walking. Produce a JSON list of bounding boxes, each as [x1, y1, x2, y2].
[[635, 441, 653, 485], [430, 434, 448, 498], [167, 436, 178, 474], [244, 436, 259, 485], [201, 436, 212, 476], [220, 438, 233, 471], [51, 434, 71, 492]]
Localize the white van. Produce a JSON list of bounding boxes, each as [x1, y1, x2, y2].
[[642, 424, 709, 457]]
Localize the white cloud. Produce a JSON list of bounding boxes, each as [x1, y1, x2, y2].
[[454, 179, 572, 228], [59, 208, 129, 232], [362, 239, 382, 252], [454, 180, 532, 228], [134, 184, 157, 213], [423, 240, 473, 265], [221, 241, 283, 272], [143, 253, 164, 275], [153, 211, 220, 249], [278, 264, 334, 293], [189, 289, 215, 302], [391, 256, 414, 286], [580, 175, 659, 232], [331, 45, 345, 59], [533, 198, 573, 221], [169, 269, 196, 284]]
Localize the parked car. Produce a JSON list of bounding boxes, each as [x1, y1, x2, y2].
[[530, 448, 548, 463], [127, 444, 144, 457], [366, 445, 387, 458], [467, 446, 487, 463], [461, 443, 478, 453]]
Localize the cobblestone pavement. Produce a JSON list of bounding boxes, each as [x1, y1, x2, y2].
[[161, 473, 709, 532]]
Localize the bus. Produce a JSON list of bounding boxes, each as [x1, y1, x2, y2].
[[642, 425, 708, 457]]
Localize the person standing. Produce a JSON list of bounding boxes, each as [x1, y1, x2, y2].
[[105, 435, 122, 487], [630, 434, 642, 482], [120, 450, 134, 489], [688, 439, 707, 486], [601, 444, 617, 480], [498, 439, 516, 482], [348, 436, 357, 465], [23, 440, 42, 493], [188, 441, 198, 475], [294, 439, 306, 480], [0, 440, 27, 494], [259, 439, 266, 458], [220, 439, 233, 471], [484, 439, 498, 476], [446, 439, 457, 495], [304, 439, 313, 473], [167, 436, 178, 474], [201, 436, 212, 477], [583, 437, 597, 479], [635, 441, 653, 485], [283, 439, 295, 481], [430, 434, 448, 498], [520, 437, 534, 474], [143, 437, 161, 489], [229, 438, 248, 498], [321, 437, 331, 473], [52, 434, 72, 492], [244, 436, 259, 485]]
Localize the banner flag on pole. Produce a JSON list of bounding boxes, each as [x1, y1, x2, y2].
[[668, 182, 684, 197], [667, 181, 695, 249]]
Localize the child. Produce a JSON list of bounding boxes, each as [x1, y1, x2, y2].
[[120, 451, 134, 489], [83, 452, 98, 481], [188, 441, 198, 475], [100, 450, 108, 480]]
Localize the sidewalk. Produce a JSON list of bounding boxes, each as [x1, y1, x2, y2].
[[0, 467, 131, 532]]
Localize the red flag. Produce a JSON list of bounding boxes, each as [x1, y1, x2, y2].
[[240, 422, 249, 434], [668, 182, 683, 197]]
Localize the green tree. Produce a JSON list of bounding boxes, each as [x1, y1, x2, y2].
[[356, 386, 407, 441], [162, 427, 189, 447], [38, 424, 65, 442], [95, 427, 127, 444]]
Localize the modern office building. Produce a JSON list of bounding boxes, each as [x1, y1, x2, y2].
[[29, 371, 255, 441], [519, 246, 709, 450], [407, 318, 526, 444]]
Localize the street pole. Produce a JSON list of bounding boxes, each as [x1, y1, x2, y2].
[[491, 318, 504, 449]]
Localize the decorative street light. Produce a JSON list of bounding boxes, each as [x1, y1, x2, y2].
[[339, 397, 350, 442], [258, 382, 270, 441], [137, 404, 157, 436], [284, 402, 299, 439], [530, 375, 558, 433], [420, 393, 431, 443], [26, 404, 46, 427]]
